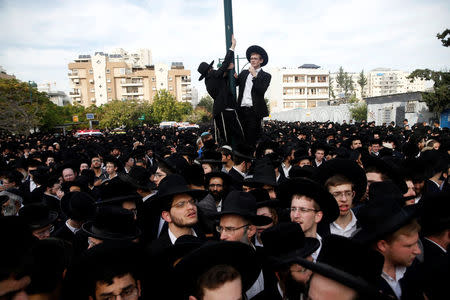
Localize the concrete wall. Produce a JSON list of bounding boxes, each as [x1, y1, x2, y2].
[[269, 104, 351, 123]]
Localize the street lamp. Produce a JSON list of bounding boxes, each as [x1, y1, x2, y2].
[[28, 80, 37, 104]]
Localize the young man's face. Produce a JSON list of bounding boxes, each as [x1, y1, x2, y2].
[[164, 194, 198, 228], [351, 140, 362, 149], [371, 144, 380, 153], [106, 163, 117, 175], [91, 157, 102, 169], [219, 214, 253, 244], [208, 177, 224, 200], [381, 232, 421, 267], [315, 150, 324, 162], [92, 273, 140, 300], [290, 195, 322, 237], [152, 167, 167, 187], [328, 184, 355, 217], [308, 273, 357, 300], [250, 53, 263, 69]]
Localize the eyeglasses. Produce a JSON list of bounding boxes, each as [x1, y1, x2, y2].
[[34, 225, 54, 238], [216, 224, 250, 234], [331, 191, 353, 199], [99, 286, 138, 300], [172, 198, 196, 209], [208, 184, 223, 189], [290, 207, 318, 213]]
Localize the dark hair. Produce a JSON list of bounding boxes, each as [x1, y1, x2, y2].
[[5, 170, 24, 186], [194, 264, 241, 299], [325, 175, 354, 190]]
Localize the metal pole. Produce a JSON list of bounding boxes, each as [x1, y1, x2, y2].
[[223, 0, 236, 99]]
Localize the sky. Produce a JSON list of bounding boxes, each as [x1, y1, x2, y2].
[[0, 0, 449, 98]]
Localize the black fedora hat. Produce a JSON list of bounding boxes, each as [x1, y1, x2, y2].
[[313, 158, 367, 203], [246, 45, 268, 67], [249, 188, 279, 209], [261, 222, 320, 270], [155, 174, 208, 210], [204, 171, 232, 187], [278, 177, 339, 224], [163, 234, 206, 267], [353, 182, 418, 244], [174, 241, 260, 297], [119, 166, 155, 190], [420, 191, 450, 235], [198, 60, 214, 81], [215, 191, 272, 226], [296, 235, 388, 299], [233, 143, 255, 161], [97, 194, 142, 207], [244, 158, 277, 187], [19, 203, 58, 230], [82, 206, 141, 241], [60, 191, 96, 221]]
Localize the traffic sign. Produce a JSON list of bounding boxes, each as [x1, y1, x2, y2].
[[73, 115, 79, 122], [86, 113, 95, 120]]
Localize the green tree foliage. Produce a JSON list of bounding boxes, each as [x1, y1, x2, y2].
[[336, 67, 346, 91], [336, 67, 354, 98], [349, 102, 367, 122], [197, 95, 213, 114], [408, 30, 450, 116], [185, 107, 212, 123], [149, 89, 192, 124], [98, 100, 151, 129], [329, 77, 336, 99], [0, 78, 64, 135], [357, 70, 368, 98]]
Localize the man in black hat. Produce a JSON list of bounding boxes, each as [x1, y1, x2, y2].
[[228, 144, 254, 191], [19, 203, 58, 240], [198, 171, 231, 215], [150, 174, 208, 251], [234, 45, 271, 147], [215, 191, 273, 299], [198, 37, 244, 146], [279, 177, 339, 261]]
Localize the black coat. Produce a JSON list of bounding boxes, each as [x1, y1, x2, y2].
[[420, 237, 449, 299], [236, 69, 271, 119], [204, 49, 237, 116]]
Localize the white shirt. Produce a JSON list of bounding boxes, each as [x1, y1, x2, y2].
[[330, 210, 358, 238], [167, 227, 197, 245], [232, 166, 246, 178], [241, 68, 261, 107], [246, 270, 264, 299], [281, 162, 291, 178], [314, 159, 323, 167], [65, 220, 80, 234], [311, 233, 322, 262], [30, 179, 37, 192], [217, 200, 222, 212], [381, 266, 406, 299]]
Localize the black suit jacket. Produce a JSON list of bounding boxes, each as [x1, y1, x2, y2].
[[228, 167, 244, 191], [205, 49, 237, 116], [236, 69, 271, 119], [420, 237, 449, 299]]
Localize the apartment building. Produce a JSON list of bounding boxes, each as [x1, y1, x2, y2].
[[367, 68, 426, 97], [266, 64, 329, 113], [68, 50, 192, 107], [38, 82, 70, 106]]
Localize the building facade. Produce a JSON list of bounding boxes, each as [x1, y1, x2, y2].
[[266, 64, 330, 113], [367, 68, 426, 97], [68, 50, 192, 107], [38, 82, 70, 106]]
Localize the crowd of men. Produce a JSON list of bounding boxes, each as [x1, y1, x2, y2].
[[1, 118, 449, 300]]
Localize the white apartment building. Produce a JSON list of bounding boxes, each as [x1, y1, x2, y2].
[[367, 68, 426, 97], [38, 82, 70, 106], [266, 64, 329, 113]]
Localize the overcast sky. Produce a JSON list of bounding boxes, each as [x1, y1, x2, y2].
[[0, 0, 449, 98]]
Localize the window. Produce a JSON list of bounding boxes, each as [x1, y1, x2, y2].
[[283, 102, 293, 108], [120, 68, 126, 75], [309, 76, 316, 83], [89, 69, 93, 74], [169, 77, 172, 81], [406, 102, 416, 113], [152, 87, 156, 91], [106, 69, 110, 74], [152, 77, 156, 82], [295, 76, 305, 83], [90, 89, 95, 93], [169, 86, 173, 90], [108, 88, 111, 92], [318, 76, 327, 83], [309, 88, 317, 95], [107, 78, 111, 83]]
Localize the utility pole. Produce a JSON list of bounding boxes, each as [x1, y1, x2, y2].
[[223, 0, 236, 98]]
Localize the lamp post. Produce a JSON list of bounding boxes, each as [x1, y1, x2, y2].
[[223, 0, 236, 99], [28, 80, 37, 104]]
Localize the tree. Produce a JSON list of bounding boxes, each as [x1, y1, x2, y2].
[[344, 73, 354, 97], [408, 29, 450, 117], [349, 102, 367, 122], [336, 67, 346, 91], [150, 89, 186, 124], [0, 78, 61, 135], [98, 100, 146, 129], [197, 95, 213, 114], [329, 77, 336, 100], [357, 70, 368, 98]]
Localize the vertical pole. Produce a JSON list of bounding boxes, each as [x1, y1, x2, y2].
[[223, 0, 236, 99]]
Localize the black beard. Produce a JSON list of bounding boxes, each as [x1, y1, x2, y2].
[[211, 191, 223, 202]]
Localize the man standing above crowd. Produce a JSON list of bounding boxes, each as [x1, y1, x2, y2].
[[235, 45, 271, 147]]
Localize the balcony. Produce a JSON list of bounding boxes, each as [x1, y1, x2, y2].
[[121, 79, 143, 87], [68, 72, 79, 78], [181, 77, 191, 84], [69, 90, 81, 97], [122, 91, 144, 96]]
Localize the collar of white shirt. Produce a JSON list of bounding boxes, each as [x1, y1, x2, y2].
[[381, 266, 406, 299], [168, 227, 197, 245], [232, 166, 246, 178]]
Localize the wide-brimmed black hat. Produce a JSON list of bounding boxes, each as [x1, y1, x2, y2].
[[82, 206, 141, 241], [249, 188, 280, 209], [174, 241, 260, 297], [154, 174, 208, 210], [204, 171, 232, 187], [246, 45, 268, 67], [119, 166, 155, 190], [420, 191, 450, 235], [97, 194, 142, 207], [278, 177, 339, 224], [296, 235, 388, 299], [163, 235, 206, 267], [99, 176, 137, 200], [244, 158, 277, 187], [353, 182, 418, 244], [233, 143, 255, 161], [61, 192, 97, 221], [261, 222, 320, 270], [19, 203, 58, 230], [215, 191, 272, 226], [198, 60, 214, 81], [313, 158, 367, 203]]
